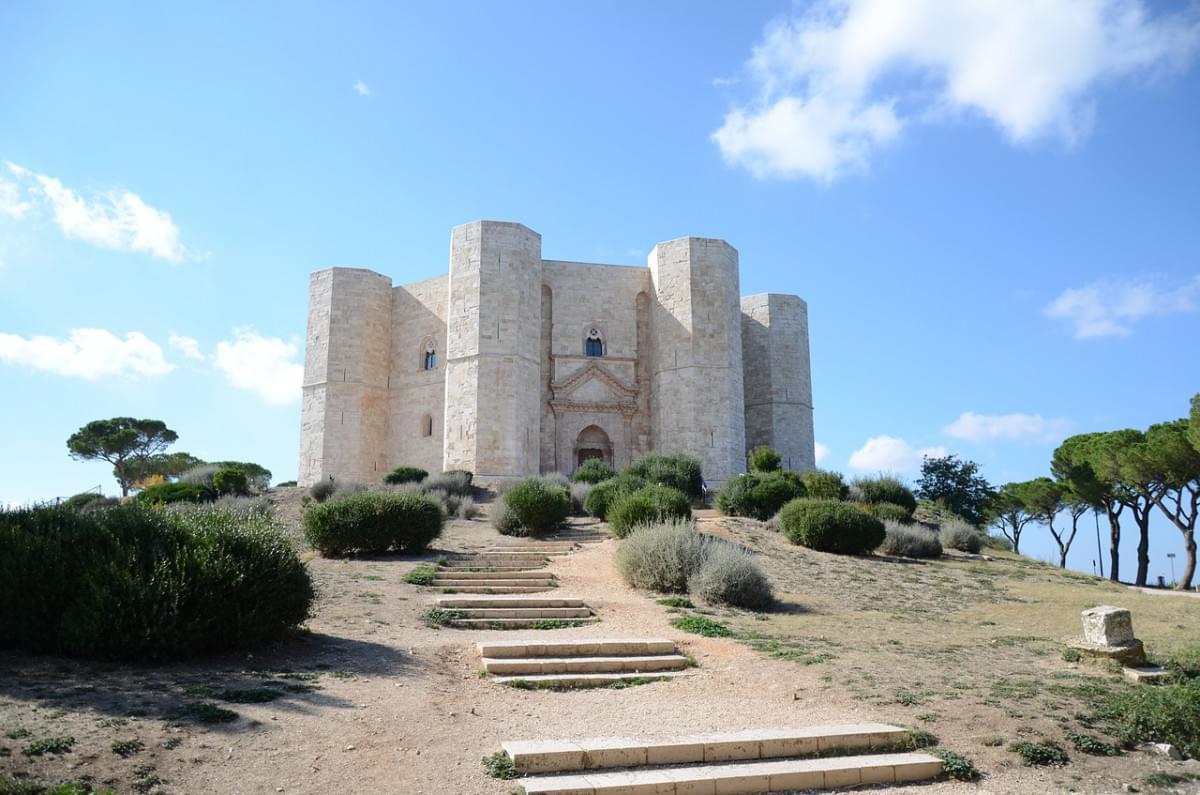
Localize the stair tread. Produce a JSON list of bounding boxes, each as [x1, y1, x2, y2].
[[493, 671, 684, 684], [438, 598, 587, 607], [479, 638, 675, 657], [452, 618, 597, 627]]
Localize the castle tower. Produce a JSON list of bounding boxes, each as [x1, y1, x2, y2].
[[443, 221, 543, 478], [741, 293, 816, 472], [648, 237, 747, 483], [298, 267, 393, 486]]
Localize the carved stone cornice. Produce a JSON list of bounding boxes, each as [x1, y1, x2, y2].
[[550, 398, 638, 417], [551, 361, 639, 400]]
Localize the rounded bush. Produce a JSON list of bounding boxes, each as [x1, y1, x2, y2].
[[309, 480, 336, 502], [303, 491, 444, 555], [569, 482, 594, 515], [748, 446, 782, 473], [384, 466, 428, 485], [212, 467, 249, 497], [855, 476, 917, 513], [614, 519, 710, 593], [869, 501, 913, 524], [717, 471, 804, 521], [572, 459, 616, 484], [801, 469, 850, 501], [584, 474, 645, 519], [878, 520, 942, 558], [490, 500, 526, 536], [503, 478, 570, 535], [779, 498, 886, 554], [941, 519, 984, 553], [688, 543, 774, 609], [626, 454, 704, 500], [0, 504, 314, 661], [607, 484, 692, 538], [134, 482, 214, 505], [421, 471, 473, 496], [63, 492, 118, 511]]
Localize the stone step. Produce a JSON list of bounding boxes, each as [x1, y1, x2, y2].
[[438, 597, 587, 609], [451, 618, 598, 629], [503, 725, 912, 774], [434, 570, 554, 580], [448, 555, 558, 565], [438, 565, 548, 572], [517, 752, 943, 794], [493, 672, 684, 689], [437, 585, 557, 594], [449, 607, 593, 619], [479, 638, 676, 659], [434, 578, 558, 587], [488, 543, 578, 550], [482, 654, 688, 676]]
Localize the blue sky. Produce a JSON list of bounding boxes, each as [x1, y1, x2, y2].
[[1, 1, 1197, 580]]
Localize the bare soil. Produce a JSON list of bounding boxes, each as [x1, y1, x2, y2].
[[2, 495, 1198, 794]]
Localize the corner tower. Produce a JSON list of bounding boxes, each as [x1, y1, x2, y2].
[[741, 293, 815, 472], [443, 221, 543, 478], [648, 237, 747, 483]]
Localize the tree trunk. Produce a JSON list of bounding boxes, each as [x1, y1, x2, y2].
[[1105, 505, 1121, 582], [1134, 511, 1150, 587], [1181, 531, 1197, 591]]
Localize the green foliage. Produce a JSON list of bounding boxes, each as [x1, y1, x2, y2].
[[571, 459, 616, 484], [482, 750, 517, 779], [62, 492, 119, 511], [422, 471, 475, 496], [211, 467, 248, 497], [22, 736, 75, 756], [915, 454, 994, 527], [0, 504, 314, 661], [308, 480, 337, 502], [868, 501, 913, 524], [748, 446, 782, 472], [934, 749, 980, 781], [182, 702, 238, 724], [800, 468, 850, 501], [210, 461, 272, 491], [502, 478, 571, 535], [1095, 678, 1200, 759], [941, 519, 984, 553], [403, 564, 438, 585], [1062, 647, 1083, 663], [607, 484, 692, 538], [110, 738, 144, 758], [1, 778, 116, 795], [66, 417, 179, 496], [656, 596, 693, 608], [583, 474, 645, 519], [716, 471, 804, 521], [670, 615, 732, 637], [276, 480, 298, 488], [303, 491, 444, 555], [879, 521, 942, 558], [1189, 393, 1200, 452], [626, 453, 704, 499], [569, 482, 593, 515], [490, 500, 525, 536], [779, 498, 886, 554], [1066, 732, 1119, 756], [687, 542, 774, 609], [383, 466, 428, 485], [1008, 739, 1069, 766], [132, 481, 214, 505], [855, 475, 917, 513]]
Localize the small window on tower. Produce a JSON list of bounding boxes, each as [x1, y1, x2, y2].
[[421, 414, 434, 437], [585, 328, 604, 357], [422, 339, 437, 370]]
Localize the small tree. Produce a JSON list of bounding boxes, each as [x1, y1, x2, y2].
[[1143, 419, 1200, 590], [1021, 477, 1084, 569], [67, 418, 179, 497], [915, 454, 994, 526], [123, 451, 204, 486], [1053, 433, 1127, 583], [989, 481, 1037, 554], [748, 446, 782, 473]]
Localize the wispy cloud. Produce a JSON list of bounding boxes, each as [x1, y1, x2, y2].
[[944, 411, 1073, 443], [353, 80, 371, 97], [1045, 276, 1200, 338], [0, 328, 173, 379], [713, 0, 1200, 182], [0, 176, 31, 219], [213, 327, 303, 406], [814, 441, 831, 464], [848, 435, 946, 473], [168, 333, 205, 361]]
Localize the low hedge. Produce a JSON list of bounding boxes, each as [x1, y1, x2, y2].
[[854, 475, 917, 513], [384, 466, 429, 485], [869, 501, 913, 524], [212, 467, 249, 497], [583, 474, 645, 520], [503, 478, 570, 535], [607, 484, 692, 538], [800, 469, 849, 501], [879, 521, 942, 558], [0, 504, 314, 660], [626, 454, 704, 500], [717, 471, 804, 521], [779, 498, 885, 554], [133, 482, 214, 505], [572, 459, 616, 484], [303, 491, 444, 555]]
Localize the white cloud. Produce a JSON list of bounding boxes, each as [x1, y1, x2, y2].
[[814, 441, 831, 464], [714, 0, 1200, 181], [168, 333, 205, 361], [0, 177, 31, 219], [353, 80, 371, 97], [848, 435, 947, 473], [4, 161, 187, 262], [0, 328, 173, 379], [944, 411, 1073, 443], [1045, 276, 1200, 338], [213, 327, 303, 406]]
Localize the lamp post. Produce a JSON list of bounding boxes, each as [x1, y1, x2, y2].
[[1167, 553, 1177, 587]]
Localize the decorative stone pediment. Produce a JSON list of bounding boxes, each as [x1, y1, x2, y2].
[[550, 362, 638, 416]]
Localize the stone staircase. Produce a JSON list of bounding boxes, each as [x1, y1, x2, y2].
[[434, 596, 596, 629], [432, 551, 560, 593], [499, 724, 943, 794], [479, 638, 690, 688]]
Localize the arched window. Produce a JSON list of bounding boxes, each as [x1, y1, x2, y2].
[[585, 328, 604, 357], [421, 414, 434, 437], [422, 339, 437, 371]]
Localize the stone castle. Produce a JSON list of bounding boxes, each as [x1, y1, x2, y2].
[[298, 221, 814, 487]]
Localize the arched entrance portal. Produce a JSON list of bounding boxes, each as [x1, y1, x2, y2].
[[574, 425, 613, 471]]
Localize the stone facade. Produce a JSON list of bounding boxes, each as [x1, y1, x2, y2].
[[298, 220, 815, 487]]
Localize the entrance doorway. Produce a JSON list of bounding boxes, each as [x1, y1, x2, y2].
[[574, 425, 613, 471]]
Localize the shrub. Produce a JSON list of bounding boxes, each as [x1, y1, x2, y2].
[[941, 519, 983, 553], [615, 520, 710, 593], [980, 533, 1013, 551], [779, 498, 886, 554], [869, 501, 914, 524], [626, 454, 704, 500], [1095, 678, 1200, 759], [878, 521, 942, 559], [801, 469, 850, 501], [178, 464, 221, 488], [670, 615, 732, 637], [0, 504, 314, 660], [854, 475, 917, 513], [748, 446, 782, 473], [302, 491, 444, 555], [457, 497, 480, 520], [422, 471, 474, 496], [490, 500, 525, 536], [717, 471, 805, 521], [765, 512, 782, 532], [309, 480, 337, 502], [569, 482, 594, 515], [934, 750, 980, 781], [503, 478, 570, 535], [607, 484, 692, 538], [276, 480, 298, 487], [572, 459, 616, 484], [443, 469, 473, 484], [688, 543, 773, 609], [212, 467, 249, 497], [1008, 739, 1069, 767], [133, 482, 214, 505], [62, 492, 118, 511], [584, 474, 645, 519], [384, 466, 428, 485]]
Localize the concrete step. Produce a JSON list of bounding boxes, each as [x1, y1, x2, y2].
[[437, 597, 587, 609], [434, 569, 554, 580], [437, 585, 558, 594], [493, 672, 683, 689], [482, 654, 688, 676], [449, 608, 592, 619], [517, 752, 943, 794], [448, 555, 557, 565], [479, 638, 676, 659], [434, 578, 558, 587], [438, 565, 547, 572], [503, 725, 913, 774], [488, 543, 578, 550], [451, 618, 598, 629]]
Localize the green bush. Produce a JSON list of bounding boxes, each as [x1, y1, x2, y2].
[[940, 519, 984, 553], [801, 469, 850, 501], [303, 491, 444, 555], [626, 454, 704, 500], [503, 478, 571, 535], [133, 482, 214, 505], [584, 474, 645, 519], [443, 469, 473, 485], [854, 475, 917, 513], [688, 543, 773, 609], [212, 467, 249, 497], [748, 446, 782, 473], [869, 501, 914, 524], [671, 615, 732, 637], [878, 521, 942, 558], [0, 504, 313, 661], [572, 459, 616, 484], [422, 471, 473, 496], [615, 520, 711, 593], [607, 484, 692, 538], [779, 498, 886, 554], [717, 471, 805, 521], [309, 480, 336, 502], [1096, 678, 1200, 759], [62, 492, 118, 511], [384, 466, 428, 485], [276, 480, 298, 488], [1008, 739, 1069, 767], [569, 482, 593, 515], [490, 500, 525, 536]]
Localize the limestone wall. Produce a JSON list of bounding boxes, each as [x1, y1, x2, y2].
[[741, 293, 815, 472], [388, 274, 449, 477]]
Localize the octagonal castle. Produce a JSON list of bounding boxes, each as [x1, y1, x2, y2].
[[298, 220, 814, 487]]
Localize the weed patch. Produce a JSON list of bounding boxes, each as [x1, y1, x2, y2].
[[656, 596, 693, 608], [182, 702, 237, 724], [403, 564, 438, 586], [111, 738, 144, 758], [670, 615, 732, 637], [934, 749, 980, 781], [22, 736, 75, 756], [1008, 739, 1069, 766], [482, 750, 517, 779]]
